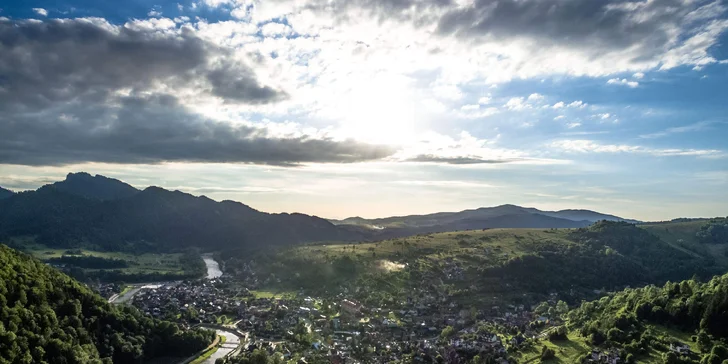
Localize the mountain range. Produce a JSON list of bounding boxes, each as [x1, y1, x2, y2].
[[0, 172, 637, 252]]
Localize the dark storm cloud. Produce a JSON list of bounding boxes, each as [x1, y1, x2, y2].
[[0, 93, 396, 166], [0, 18, 285, 111], [435, 0, 710, 53], [313, 0, 723, 62], [0, 18, 388, 166], [405, 155, 515, 164]]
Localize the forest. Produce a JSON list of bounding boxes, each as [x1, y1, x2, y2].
[[566, 272, 728, 363], [0, 244, 214, 363]]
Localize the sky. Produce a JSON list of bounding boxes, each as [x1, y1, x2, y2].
[[0, 0, 727, 221]]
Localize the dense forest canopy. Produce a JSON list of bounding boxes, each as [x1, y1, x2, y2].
[[0, 244, 214, 363], [566, 273, 728, 363]]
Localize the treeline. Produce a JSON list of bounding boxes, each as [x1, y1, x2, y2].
[[0, 244, 214, 363], [566, 273, 728, 363], [47, 255, 130, 269], [696, 218, 728, 244]]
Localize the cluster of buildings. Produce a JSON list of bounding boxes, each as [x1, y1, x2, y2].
[[131, 279, 242, 323], [588, 349, 621, 364]]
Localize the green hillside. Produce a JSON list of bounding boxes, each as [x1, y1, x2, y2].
[[564, 273, 728, 363], [0, 244, 214, 363], [642, 218, 728, 266], [227, 221, 725, 308]]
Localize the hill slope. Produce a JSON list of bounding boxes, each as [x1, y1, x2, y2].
[[227, 221, 723, 307], [565, 273, 728, 363], [0, 244, 214, 363], [0, 186, 13, 199], [0, 180, 363, 252]]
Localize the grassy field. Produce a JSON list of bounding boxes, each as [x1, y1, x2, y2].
[[25, 245, 188, 275], [249, 289, 297, 299], [641, 220, 728, 265]]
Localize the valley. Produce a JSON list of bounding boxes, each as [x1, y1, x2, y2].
[[1, 173, 727, 363]]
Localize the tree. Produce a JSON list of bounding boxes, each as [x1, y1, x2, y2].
[[555, 300, 569, 315], [441, 326, 455, 339]]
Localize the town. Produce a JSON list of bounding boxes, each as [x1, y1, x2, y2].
[[115, 255, 633, 364]]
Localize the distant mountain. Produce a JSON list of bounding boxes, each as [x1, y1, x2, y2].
[[332, 204, 637, 227], [0, 175, 364, 252], [0, 186, 13, 199], [330, 204, 637, 238], [0, 173, 638, 253], [538, 208, 639, 223], [51, 172, 140, 200]]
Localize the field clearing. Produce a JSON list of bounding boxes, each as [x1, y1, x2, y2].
[[514, 333, 591, 363], [249, 289, 297, 299], [24, 244, 187, 275]]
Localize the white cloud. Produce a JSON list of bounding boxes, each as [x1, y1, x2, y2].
[[260, 22, 291, 37], [504, 97, 527, 110], [552, 102, 565, 109], [568, 101, 586, 108], [460, 104, 480, 111], [554, 115, 565, 120], [527, 93, 544, 101], [549, 140, 724, 157], [607, 78, 639, 88], [639, 120, 716, 139], [32, 8, 48, 17], [633, 72, 645, 79], [477, 96, 491, 105], [566, 122, 581, 129], [202, 0, 231, 7], [147, 10, 162, 17]]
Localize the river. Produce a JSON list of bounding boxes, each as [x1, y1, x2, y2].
[[202, 254, 222, 279]]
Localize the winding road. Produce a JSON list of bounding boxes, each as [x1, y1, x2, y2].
[[202, 330, 241, 364]]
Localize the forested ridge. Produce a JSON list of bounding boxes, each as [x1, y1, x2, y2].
[[566, 272, 728, 363], [0, 244, 214, 363]]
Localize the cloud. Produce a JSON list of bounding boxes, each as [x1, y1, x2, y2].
[[434, 0, 728, 72], [607, 78, 639, 88], [32, 8, 48, 17], [527, 93, 544, 101], [568, 101, 586, 108], [403, 155, 516, 165], [0, 18, 286, 113], [639, 120, 717, 139], [0, 92, 396, 166], [549, 140, 724, 157], [0, 18, 406, 166], [504, 97, 528, 110], [566, 122, 581, 129], [552, 102, 565, 109], [633, 72, 645, 79]]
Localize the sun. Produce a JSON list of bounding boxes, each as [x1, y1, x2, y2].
[[338, 75, 418, 146]]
